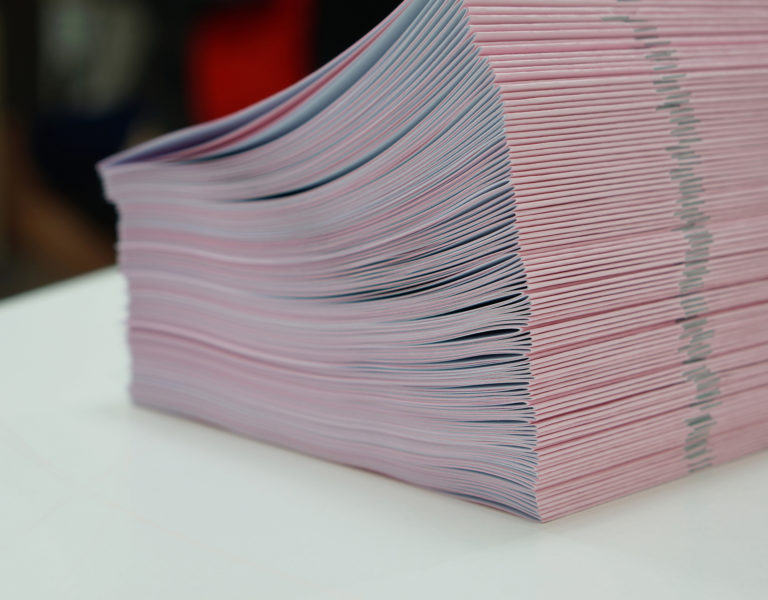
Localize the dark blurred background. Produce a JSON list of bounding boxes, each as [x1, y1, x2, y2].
[[0, 0, 399, 298]]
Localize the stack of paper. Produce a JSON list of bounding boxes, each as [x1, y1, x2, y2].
[[99, 0, 768, 520]]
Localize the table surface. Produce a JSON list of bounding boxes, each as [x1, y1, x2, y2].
[[1, 268, 766, 599]]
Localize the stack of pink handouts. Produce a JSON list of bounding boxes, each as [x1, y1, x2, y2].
[[99, 0, 768, 521]]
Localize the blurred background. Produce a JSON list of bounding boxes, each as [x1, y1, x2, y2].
[[0, 0, 399, 298]]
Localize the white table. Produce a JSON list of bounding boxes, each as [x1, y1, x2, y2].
[[1, 268, 766, 599]]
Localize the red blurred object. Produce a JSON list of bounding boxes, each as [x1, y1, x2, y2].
[[187, 0, 315, 123]]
